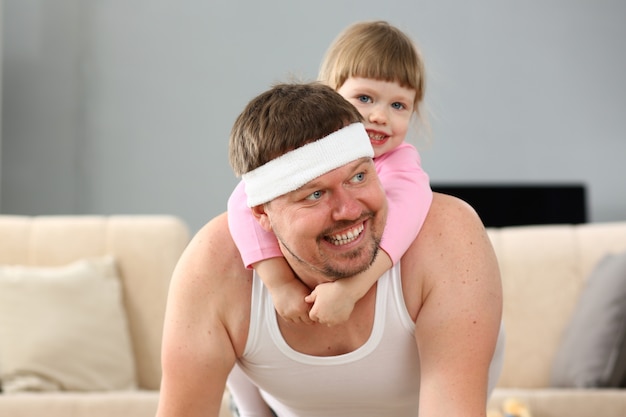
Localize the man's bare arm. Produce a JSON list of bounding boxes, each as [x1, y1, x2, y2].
[[157, 213, 251, 417], [405, 193, 503, 417]]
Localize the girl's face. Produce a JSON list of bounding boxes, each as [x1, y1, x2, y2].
[[337, 77, 416, 158]]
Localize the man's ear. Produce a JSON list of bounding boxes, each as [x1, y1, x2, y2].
[[251, 204, 273, 232]]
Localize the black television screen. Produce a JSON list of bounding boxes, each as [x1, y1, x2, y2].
[[431, 183, 587, 228]]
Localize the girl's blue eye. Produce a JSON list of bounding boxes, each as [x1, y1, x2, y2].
[[358, 95, 371, 103], [392, 102, 405, 110]]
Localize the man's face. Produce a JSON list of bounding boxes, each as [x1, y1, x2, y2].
[[259, 157, 387, 281]]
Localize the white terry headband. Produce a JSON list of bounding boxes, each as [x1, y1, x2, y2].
[[242, 122, 374, 207]]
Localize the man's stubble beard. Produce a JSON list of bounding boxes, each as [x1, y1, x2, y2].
[[275, 219, 383, 280]]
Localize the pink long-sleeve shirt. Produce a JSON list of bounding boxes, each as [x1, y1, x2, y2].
[[227, 142, 432, 268]]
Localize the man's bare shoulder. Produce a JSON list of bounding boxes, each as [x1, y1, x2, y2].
[[178, 213, 249, 277], [400, 192, 497, 317], [191, 213, 247, 270], [406, 192, 486, 257], [427, 191, 484, 231], [171, 212, 253, 354], [159, 214, 252, 415]]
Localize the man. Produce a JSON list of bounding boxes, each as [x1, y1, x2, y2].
[[156, 82, 504, 417]]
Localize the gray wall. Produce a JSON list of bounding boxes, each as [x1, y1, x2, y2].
[[2, 1, 625, 233]]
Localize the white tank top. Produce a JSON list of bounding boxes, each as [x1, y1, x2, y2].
[[234, 263, 422, 417]]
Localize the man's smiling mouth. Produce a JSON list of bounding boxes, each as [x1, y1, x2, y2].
[[327, 224, 365, 246]]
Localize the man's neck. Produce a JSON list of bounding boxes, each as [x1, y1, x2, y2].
[[290, 264, 335, 291]]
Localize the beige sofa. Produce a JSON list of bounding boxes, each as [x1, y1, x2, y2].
[[486, 221, 626, 417], [0, 215, 191, 417], [1, 215, 625, 417]]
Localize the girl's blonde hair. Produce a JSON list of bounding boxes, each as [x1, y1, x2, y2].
[[319, 21, 426, 113]]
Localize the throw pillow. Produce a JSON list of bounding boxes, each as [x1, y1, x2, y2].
[[550, 250, 626, 388], [0, 256, 137, 392]]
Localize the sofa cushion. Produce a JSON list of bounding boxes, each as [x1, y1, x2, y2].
[[0, 257, 137, 392], [550, 250, 626, 388]]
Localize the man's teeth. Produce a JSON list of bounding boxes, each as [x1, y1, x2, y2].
[[329, 224, 364, 246]]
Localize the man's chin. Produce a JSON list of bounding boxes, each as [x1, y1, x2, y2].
[[324, 246, 380, 280]]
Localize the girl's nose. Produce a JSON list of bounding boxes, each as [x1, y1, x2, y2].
[[368, 105, 388, 125]]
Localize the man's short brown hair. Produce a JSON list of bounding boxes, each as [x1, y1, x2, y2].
[[229, 82, 363, 176]]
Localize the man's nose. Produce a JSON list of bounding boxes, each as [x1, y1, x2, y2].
[[331, 188, 362, 220]]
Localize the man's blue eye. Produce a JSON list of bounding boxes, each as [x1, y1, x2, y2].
[[353, 172, 365, 182], [306, 190, 323, 200]]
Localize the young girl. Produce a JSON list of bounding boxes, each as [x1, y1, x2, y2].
[[227, 21, 432, 326]]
